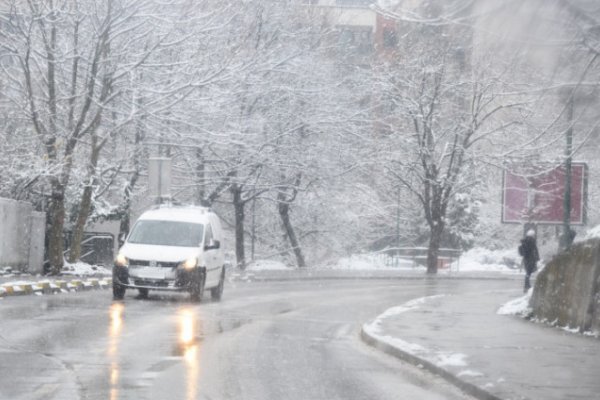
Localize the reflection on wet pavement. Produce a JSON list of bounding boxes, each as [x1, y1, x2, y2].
[[177, 307, 201, 400], [108, 303, 124, 400], [103, 302, 206, 400]]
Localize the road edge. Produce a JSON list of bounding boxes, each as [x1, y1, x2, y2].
[[360, 326, 504, 400]]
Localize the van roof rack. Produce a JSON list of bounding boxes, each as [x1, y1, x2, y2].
[[148, 203, 211, 213]]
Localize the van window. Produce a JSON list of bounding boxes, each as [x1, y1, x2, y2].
[[204, 224, 213, 245], [128, 220, 204, 247]]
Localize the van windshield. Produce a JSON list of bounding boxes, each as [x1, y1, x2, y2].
[[127, 220, 204, 247]]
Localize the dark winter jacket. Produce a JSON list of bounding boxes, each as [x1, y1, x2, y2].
[[520, 236, 539, 273]]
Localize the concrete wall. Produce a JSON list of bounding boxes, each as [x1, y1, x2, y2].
[[28, 212, 46, 274], [530, 239, 600, 333], [0, 198, 46, 273]]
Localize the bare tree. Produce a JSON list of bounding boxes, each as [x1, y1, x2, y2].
[[1, 0, 127, 272], [373, 1, 526, 273]]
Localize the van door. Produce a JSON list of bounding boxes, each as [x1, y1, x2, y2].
[[203, 223, 220, 286]]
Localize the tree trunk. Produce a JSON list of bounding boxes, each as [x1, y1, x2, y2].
[[47, 179, 66, 274], [46, 139, 78, 274], [278, 196, 306, 268], [68, 185, 93, 263], [232, 185, 246, 269], [427, 217, 445, 274], [68, 141, 101, 263]]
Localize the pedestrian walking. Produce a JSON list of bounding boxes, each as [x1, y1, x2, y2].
[[518, 229, 540, 292]]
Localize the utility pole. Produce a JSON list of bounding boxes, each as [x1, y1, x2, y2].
[[396, 185, 401, 268], [251, 197, 256, 261], [561, 95, 574, 251], [149, 158, 172, 205]]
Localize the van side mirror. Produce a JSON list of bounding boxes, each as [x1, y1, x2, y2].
[[204, 239, 220, 250]]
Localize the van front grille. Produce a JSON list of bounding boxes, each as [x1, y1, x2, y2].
[[129, 259, 178, 268], [134, 279, 170, 288], [129, 259, 149, 266], [157, 262, 178, 269]]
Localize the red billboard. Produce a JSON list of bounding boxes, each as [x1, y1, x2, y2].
[[502, 163, 587, 225]]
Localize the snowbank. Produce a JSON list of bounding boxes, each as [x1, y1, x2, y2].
[[61, 261, 111, 276], [497, 290, 532, 316], [454, 247, 520, 273], [245, 259, 290, 271], [315, 247, 526, 273], [580, 224, 600, 241], [321, 253, 417, 270]]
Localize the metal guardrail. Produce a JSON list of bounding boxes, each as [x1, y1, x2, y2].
[[375, 247, 461, 271]]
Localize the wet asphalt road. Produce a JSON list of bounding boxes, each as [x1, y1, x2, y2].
[[0, 276, 483, 400]]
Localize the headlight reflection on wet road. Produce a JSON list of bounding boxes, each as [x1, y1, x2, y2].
[[108, 302, 124, 400], [177, 307, 201, 400], [105, 303, 201, 400]]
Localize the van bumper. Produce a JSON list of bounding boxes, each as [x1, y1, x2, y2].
[[112, 265, 205, 292]]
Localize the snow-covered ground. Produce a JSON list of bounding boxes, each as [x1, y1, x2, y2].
[[317, 247, 522, 274], [320, 253, 418, 270], [497, 290, 532, 316], [61, 261, 111, 276], [0, 246, 528, 291], [245, 259, 291, 271], [245, 223, 600, 273], [496, 287, 599, 338], [233, 246, 525, 273], [0, 262, 111, 291], [455, 247, 521, 273], [579, 224, 600, 241]]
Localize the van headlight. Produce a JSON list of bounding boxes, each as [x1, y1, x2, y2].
[[115, 253, 129, 267], [180, 257, 197, 270]]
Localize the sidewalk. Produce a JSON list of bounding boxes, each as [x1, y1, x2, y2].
[[362, 286, 600, 400]]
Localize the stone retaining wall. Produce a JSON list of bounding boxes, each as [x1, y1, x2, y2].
[[530, 239, 600, 333]]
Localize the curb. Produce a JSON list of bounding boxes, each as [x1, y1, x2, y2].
[[0, 278, 112, 298], [230, 271, 522, 283], [360, 327, 504, 400]]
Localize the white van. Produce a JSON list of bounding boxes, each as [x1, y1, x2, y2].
[[112, 206, 226, 302]]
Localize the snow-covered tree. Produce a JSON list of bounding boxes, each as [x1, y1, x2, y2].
[[371, 1, 530, 273]]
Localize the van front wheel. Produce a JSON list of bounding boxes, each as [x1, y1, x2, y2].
[[190, 271, 205, 302], [211, 267, 225, 301]]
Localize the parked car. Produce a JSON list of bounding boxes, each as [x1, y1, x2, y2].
[[112, 206, 226, 302]]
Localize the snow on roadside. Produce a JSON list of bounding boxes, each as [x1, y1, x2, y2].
[[579, 224, 600, 241], [497, 290, 532, 316], [61, 261, 111, 276], [457, 370, 484, 378], [0, 262, 110, 279], [242, 247, 526, 273], [363, 295, 469, 369], [436, 353, 468, 367], [321, 253, 418, 270], [375, 295, 445, 323], [454, 247, 520, 273], [363, 295, 444, 336], [498, 290, 599, 338], [245, 259, 290, 271], [318, 247, 524, 273], [0, 262, 110, 294]]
